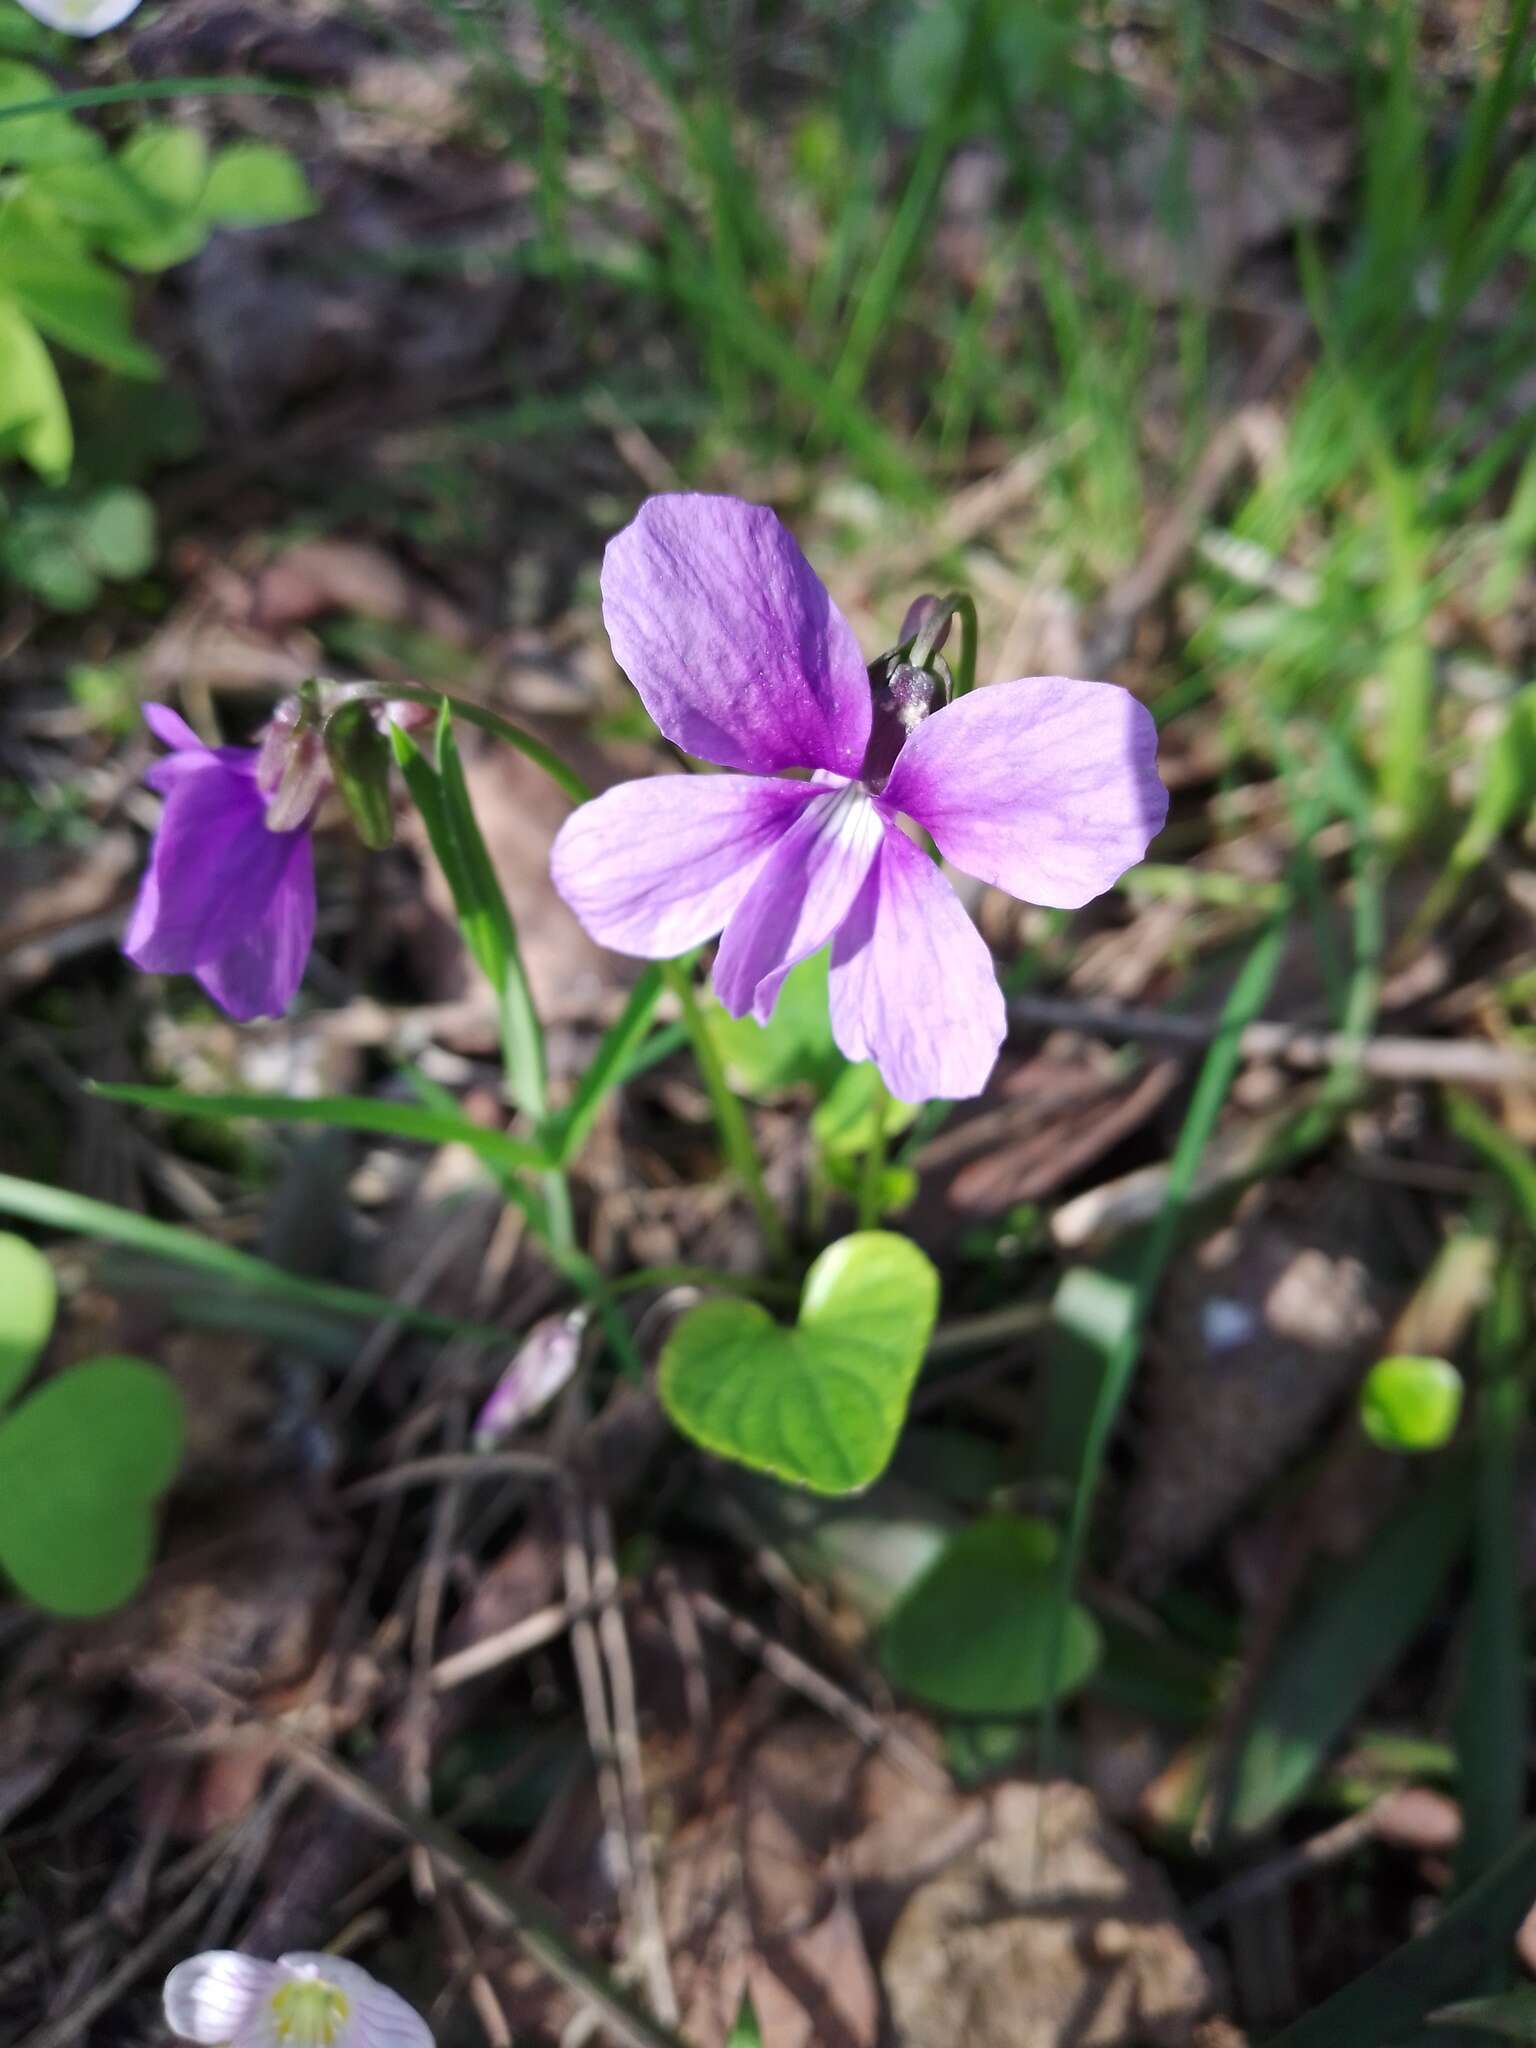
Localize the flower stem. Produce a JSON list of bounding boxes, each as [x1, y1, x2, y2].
[[663, 961, 791, 1266], [857, 1095, 890, 1231]]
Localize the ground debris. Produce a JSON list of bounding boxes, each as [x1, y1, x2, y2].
[[883, 1780, 1232, 2048]]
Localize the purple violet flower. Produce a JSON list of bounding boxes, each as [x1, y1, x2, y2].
[[551, 494, 1169, 1102], [123, 704, 316, 1021]]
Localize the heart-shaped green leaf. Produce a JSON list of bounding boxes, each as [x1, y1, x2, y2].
[[881, 1516, 1102, 1714], [659, 1231, 939, 1494], [0, 1231, 56, 1407], [0, 1356, 183, 1616]]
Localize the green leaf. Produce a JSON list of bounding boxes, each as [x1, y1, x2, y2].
[[812, 1060, 917, 1160], [0, 1232, 56, 1408], [201, 140, 314, 225], [1218, 1465, 1473, 1839], [659, 1230, 939, 1494], [0, 218, 160, 376], [726, 1989, 764, 2048], [77, 486, 155, 578], [0, 294, 72, 478], [1360, 1356, 1465, 1452], [323, 699, 394, 851], [391, 712, 547, 1120], [1447, 1091, 1536, 1238], [0, 1355, 182, 1615], [0, 60, 101, 167], [545, 964, 665, 1165], [707, 949, 843, 1096], [1430, 1991, 1536, 2041], [0, 1169, 514, 1349], [882, 1516, 1102, 1714], [103, 123, 211, 270], [92, 1080, 551, 1175]]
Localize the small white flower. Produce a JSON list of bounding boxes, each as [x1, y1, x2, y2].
[[11, 0, 142, 36], [163, 1951, 434, 2048]]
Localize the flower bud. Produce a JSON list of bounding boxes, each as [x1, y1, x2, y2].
[[899, 594, 951, 654], [324, 699, 395, 850], [473, 1309, 587, 1448], [256, 698, 330, 835]]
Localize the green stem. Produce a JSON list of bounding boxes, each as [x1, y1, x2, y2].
[[387, 682, 592, 805], [857, 1092, 890, 1231], [663, 961, 790, 1266], [908, 590, 978, 698]]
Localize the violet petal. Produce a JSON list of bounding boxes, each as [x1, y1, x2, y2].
[[550, 772, 818, 957], [712, 780, 884, 1021], [830, 823, 1005, 1102], [601, 494, 871, 776], [881, 675, 1167, 910]]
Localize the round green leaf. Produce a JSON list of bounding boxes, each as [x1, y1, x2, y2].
[[881, 1516, 1103, 1714], [0, 296, 72, 479], [0, 1355, 183, 1616], [659, 1230, 939, 1494], [1361, 1355, 1464, 1453], [0, 1232, 55, 1406], [707, 948, 844, 1096], [201, 142, 315, 226], [78, 487, 156, 579]]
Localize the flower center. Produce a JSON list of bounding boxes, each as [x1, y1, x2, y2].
[[269, 1977, 351, 2046], [860, 659, 938, 791]]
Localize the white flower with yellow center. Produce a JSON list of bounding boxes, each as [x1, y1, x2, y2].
[[11, 0, 142, 35], [163, 1951, 433, 2048]]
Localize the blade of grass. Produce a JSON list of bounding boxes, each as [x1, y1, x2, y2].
[[1453, 1246, 1530, 1902], [92, 1082, 550, 1176], [1040, 908, 1291, 1734], [546, 965, 665, 1167], [1446, 1091, 1536, 1236], [0, 1173, 509, 1348], [1266, 1822, 1536, 2048], [0, 79, 315, 120], [1216, 1462, 1474, 1840]]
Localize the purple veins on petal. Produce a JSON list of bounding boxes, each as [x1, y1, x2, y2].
[[712, 779, 885, 1023], [600, 494, 872, 778], [881, 674, 1168, 910], [830, 823, 1006, 1103], [549, 772, 819, 958]]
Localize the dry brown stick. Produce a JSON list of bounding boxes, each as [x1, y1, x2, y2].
[[1191, 1799, 1390, 1928], [683, 1584, 948, 1791], [1009, 993, 1536, 1088], [254, 1719, 691, 2048], [430, 1598, 581, 1692], [14, 1783, 294, 2048], [591, 1502, 680, 2027], [406, 1379, 473, 1904], [435, 1890, 514, 2048], [342, 1449, 562, 1502], [561, 1486, 643, 1989]]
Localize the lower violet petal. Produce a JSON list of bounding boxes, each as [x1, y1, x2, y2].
[[829, 824, 1005, 1103], [550, 773, 817, 958], [880, 675, 1167, 909], [713, 780, 884, 1021], [123, 760, 301, 976], [196, 829, 315, 1020]]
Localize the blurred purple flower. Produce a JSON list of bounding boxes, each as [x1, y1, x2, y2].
[[551, 495, 1168, 1102], [123, 704, 316, 1021]]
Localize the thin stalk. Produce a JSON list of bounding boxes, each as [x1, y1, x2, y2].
[[857, 1090, 890, 1231], [663, 962, 790, 1266], [387, 683, 591, 804]]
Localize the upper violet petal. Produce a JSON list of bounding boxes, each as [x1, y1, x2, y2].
[[712, 781, 884, 1021], [196, 829, 315, 1020], [142, 702, 205, 753], [601, 494, 871, 776], [881, 675, 1167, 909], [550, 773, 818, 959], [123, 759, 305, 976], [830, 824, 1005, 1103]]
